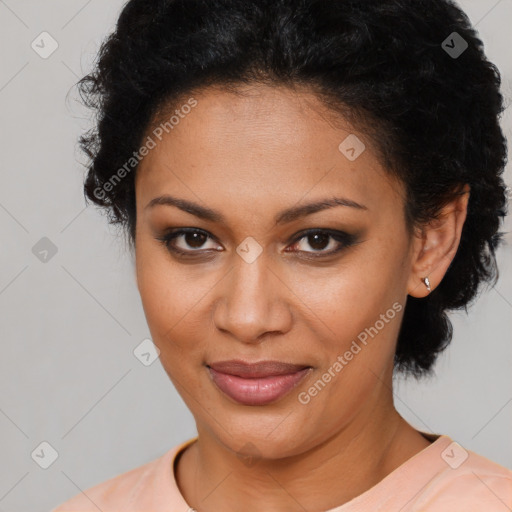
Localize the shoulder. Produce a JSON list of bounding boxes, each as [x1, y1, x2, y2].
[[417, 442, 512, 511], [50, 440, 191, 512], [349, 435, 512, 512], [50, 455, 167, 512]]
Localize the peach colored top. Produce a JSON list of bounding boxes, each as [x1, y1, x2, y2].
[[51, 434, 512, 511]]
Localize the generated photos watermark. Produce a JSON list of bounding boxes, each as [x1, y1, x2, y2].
[[93, 97, 198, 201], [298, 301, 403, 404]]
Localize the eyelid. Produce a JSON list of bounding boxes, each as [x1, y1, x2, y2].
[[156, 227, 221, 254], [156, 227, 359, 258], [285, 228, 358, 256]]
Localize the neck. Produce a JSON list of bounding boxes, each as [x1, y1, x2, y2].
[[176, 388, 431, 512]]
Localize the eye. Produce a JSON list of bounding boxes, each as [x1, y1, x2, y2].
[[285, 229, 357, 258], [156, 228, 221, 256], [156, 227, 359, 259]]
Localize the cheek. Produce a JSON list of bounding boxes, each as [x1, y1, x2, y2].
[[289, 259, 405, 431], [292, 250, 401, 333], [136, 242, 191, 345], [286, 237, 408, 383], [135, 223, 409, 364], [135, 240, 222, 368]]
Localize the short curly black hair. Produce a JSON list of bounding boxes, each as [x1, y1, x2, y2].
[[77, 0, 509, 377]]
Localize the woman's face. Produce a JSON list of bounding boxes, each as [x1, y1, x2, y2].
[[134, 84, 416, 458]]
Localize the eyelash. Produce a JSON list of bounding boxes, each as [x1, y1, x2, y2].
[[155, 227, 358, 260]]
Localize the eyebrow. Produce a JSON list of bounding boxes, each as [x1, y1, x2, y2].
[[145, 194, 368, 225]]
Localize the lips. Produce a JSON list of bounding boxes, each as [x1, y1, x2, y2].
[[207, 360, 312, 406], [208, 360, 309, 378]]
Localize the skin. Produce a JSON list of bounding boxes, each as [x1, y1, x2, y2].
[[134, 83, 470, 512]]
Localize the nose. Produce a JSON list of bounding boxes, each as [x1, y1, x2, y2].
[[213, 252, 293, 344]]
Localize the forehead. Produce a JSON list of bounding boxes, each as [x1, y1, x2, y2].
[[135, 84, 403, 220]]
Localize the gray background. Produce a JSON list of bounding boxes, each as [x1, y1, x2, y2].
[[0, 1, 511, 511]]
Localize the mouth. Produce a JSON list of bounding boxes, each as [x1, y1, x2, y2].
[[206, 360, 312, 406]]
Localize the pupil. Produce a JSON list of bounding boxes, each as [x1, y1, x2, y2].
[[309, 233, 329, 250], [186, 232, 206, 248]]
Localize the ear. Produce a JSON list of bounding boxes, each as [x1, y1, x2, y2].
[[407, 184, 470, 298]]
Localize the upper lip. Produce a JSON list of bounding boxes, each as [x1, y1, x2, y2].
[[207, 360, 311, 378]]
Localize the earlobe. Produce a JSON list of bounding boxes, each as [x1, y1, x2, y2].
[[407, 184, 470, 298]]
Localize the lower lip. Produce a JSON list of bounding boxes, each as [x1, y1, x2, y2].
[[207, 367, 311, 406]]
